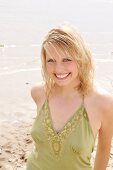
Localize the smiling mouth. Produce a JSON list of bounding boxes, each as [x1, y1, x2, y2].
[[54, 73, 71, 79]]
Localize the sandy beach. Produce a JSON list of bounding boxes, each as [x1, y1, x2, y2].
[[0, 68, 40, 170]]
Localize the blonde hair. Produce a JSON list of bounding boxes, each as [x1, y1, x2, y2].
[[41, 24, 94, 96]]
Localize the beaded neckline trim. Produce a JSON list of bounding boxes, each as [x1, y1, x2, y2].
[[43, 100, 85, 159]]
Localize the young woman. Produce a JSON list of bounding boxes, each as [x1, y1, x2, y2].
[[26, 24, 113, 170]]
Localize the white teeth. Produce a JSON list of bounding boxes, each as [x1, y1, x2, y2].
[[55, 73, 69, 79]]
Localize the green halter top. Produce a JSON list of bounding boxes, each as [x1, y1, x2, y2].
[[26, 99, 95, 170]]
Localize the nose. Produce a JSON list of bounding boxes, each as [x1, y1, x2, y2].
[[54, 62, 65, 73]]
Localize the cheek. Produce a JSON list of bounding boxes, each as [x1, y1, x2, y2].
[[46, 64, 54, 73], [68, 62, 78, 73]]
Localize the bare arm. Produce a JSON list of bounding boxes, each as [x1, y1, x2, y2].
[[31, 83, 46, 110], [93, 96, 113, 170], [31, 85, 40, 104]]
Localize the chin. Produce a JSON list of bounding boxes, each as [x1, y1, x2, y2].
[[54, 81, 72, 87]]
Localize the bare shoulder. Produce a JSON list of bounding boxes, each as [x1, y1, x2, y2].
[[94, 87, 113, 110], [93, 87, 113, 132], [31, 82, 46, 106]]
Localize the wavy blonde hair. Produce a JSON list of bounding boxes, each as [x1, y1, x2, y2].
[[41, 24, 94, 96]]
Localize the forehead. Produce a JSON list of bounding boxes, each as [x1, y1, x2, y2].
[[44, 43, 73, 60]]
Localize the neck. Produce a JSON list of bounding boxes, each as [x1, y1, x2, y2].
[[51, 84, 81, 99]]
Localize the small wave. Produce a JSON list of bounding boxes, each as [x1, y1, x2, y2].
[[31, 44, 41, 47], [94, 0, 113, 3], [94, 58, 113, 62], [0, 44, 41, 48], [89, 43, 113, 46], [0, 67, 41, 76]]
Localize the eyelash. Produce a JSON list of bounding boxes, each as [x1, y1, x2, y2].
[[47, 59, 55, 62], [63, 59, 72, 62]]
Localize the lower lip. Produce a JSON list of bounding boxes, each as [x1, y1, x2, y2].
[[55, 73, 71, 80]]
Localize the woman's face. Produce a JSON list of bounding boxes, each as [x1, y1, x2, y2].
[[45, 45, 79, 88]]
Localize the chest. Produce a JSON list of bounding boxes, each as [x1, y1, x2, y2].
[[32, 102, 95, 159], [48, 99, 83, 132], [49, 98, 101, 140]]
